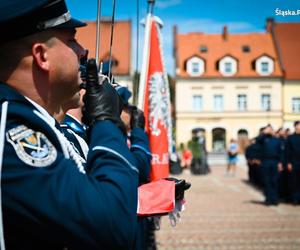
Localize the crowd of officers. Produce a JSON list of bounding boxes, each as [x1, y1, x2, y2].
[[0, 1, 192, 249], [246, 122, 300, 206]]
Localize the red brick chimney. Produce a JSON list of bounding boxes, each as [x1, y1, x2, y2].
[[266, 18, 274, 33], [223, 25, 228, 41]]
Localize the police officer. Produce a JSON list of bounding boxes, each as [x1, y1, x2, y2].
[[286, 121, 300, 205], [58, 82, 152, 249], [245, 138, 262, 186], [256, 124, 283, 205], [0, 1, 139, 249], [276, 127, 289, 201]]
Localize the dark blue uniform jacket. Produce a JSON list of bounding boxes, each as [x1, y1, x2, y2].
[[245, 142, 262, 161], [61, 114, 151, 184], [0, 83, 139, 250], [129, 128, 151, 184], [256, 134, 283, 162], [286, 133, 300, 164]]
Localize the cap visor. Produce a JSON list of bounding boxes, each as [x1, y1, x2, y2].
[[56, 18, 86, 29]]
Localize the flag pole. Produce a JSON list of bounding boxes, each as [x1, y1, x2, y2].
[[137, 0, 155, 110], [95, 0, 102, 67], [108, 0, 117, 81]]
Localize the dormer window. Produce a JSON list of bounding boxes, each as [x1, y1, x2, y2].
[[186, 56, 205, 77], [255, 55, 274, 76], [219, 56, 237, 76]]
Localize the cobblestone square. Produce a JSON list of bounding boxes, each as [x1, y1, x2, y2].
[[156, 165, 300, 250]]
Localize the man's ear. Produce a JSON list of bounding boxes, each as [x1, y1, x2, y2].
[[32, 43, 50, 71]]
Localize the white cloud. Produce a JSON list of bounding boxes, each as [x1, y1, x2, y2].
[[156, 0, 182, 9]]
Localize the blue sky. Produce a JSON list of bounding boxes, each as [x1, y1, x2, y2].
[[66, 0, 300, 75]]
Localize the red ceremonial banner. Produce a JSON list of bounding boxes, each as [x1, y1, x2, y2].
[[140, 17, 171, 181]]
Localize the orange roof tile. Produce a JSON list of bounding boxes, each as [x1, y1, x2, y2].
[[273, 22, 300, 80], [76, 20, 131, 76], [175, 29, 282, 78]]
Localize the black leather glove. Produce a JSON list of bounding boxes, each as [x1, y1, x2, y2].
[[165, 177, 191, 200], [130, 106, 145, 130], [82, 59, 125, 133]]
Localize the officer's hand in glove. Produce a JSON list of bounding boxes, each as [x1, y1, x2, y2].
[[130, 106, 145, 130], [82, 59, 125, 133], [165, 177, 191, 201]]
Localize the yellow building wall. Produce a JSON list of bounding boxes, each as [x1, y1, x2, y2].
[[283, 80, 300, 129], [176, 116, 282, 152], [175, 78, 283, 152]]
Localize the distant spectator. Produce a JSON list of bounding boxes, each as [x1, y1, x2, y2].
[[188, 131, 205, 175], [226, 139, 239, 176], [179, 143, 192, 169]]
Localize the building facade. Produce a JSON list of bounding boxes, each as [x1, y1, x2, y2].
[[271, 21, 300, 129], [174, 24, 283, 152]]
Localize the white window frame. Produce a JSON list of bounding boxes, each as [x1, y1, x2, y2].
[[186, 56, 205, 77], [192, 95, 203, 111], [237, 94, 247, 111], [292, 97, 300, 113], [256, 56, 274, 76], [214, 95, 224, 112], [219, 56, 237, 76], [261, 94, 271, 111]]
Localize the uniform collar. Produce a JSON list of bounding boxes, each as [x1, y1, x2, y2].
[[63, 113, 86, 135], [65, 113, 82, 126], [25, 97, 56, 128], [0, 82, 28, 103], [0, 83, 55, 127]]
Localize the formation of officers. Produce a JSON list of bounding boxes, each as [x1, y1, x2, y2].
[[246, 122, 300, 206], [0, 0, 191, 249]]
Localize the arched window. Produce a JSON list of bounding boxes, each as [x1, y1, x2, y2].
[[212, 128, 226, 152]]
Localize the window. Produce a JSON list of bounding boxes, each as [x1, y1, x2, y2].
[[200, 45, 208, 53], [224, 62, 232, 73], [261, 94, 271, 111], [292, 97, 300, 113], [261, 62, 269, 73], [214, 95, 223, 111], [192, 95, 203, 111], [237, 94, 247, 111], [192, 62, 200, 74]]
